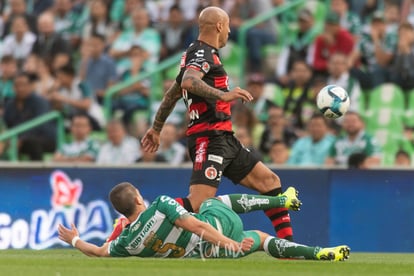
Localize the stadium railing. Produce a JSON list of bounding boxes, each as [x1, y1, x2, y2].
[[0, 111, 65, 161], [103, 52, 182, 120]]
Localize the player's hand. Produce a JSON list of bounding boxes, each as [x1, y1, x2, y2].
[[239, 237, 254, 252], [141, 128, 161, 153], [221, 87, 253, 103], [58, 223, 79, 245]]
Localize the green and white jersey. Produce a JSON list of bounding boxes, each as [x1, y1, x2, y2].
[[109, 196, 201, 258], [329, 131, 381, 165], [59, 138, 100, 160], [340, 12, 362, 37], [358, 29, 397, 69]]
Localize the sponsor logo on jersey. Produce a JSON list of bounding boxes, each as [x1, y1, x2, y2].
[[204, 166, 218, 180], [201, 62, 210, 73], [128, 217, 157, 249], [208, 154, 223, 164], [195, 49, 205, 57], [194, 137, 209, 170]]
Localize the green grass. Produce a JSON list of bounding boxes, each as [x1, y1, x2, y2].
[[0, 250, 413, 276]]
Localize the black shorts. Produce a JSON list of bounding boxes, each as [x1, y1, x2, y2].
[[187, 132, 260, 187]]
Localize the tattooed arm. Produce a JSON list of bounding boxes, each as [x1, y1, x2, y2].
[[152, 81, 182, 132], [181, 68, 253, 103], [141, 81, 182, 152]]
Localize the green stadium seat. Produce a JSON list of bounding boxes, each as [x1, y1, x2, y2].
[[368, 83, 405, 111], [404, 89, 414, 128]]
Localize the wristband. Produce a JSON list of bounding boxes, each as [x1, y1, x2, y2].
[[72, 236, 81, 247]]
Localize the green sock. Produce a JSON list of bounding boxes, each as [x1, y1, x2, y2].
[[264, 236, 320, 260], [219, 194, 286, 213]]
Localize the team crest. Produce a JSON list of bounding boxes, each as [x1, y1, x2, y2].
[[201, 62, 210, 73], [204, 166, 218, 180]]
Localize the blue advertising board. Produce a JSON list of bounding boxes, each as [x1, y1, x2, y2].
[[0, 167, 413, 252]]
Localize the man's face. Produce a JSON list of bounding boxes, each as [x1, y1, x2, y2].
[[132, 10, 149, 31], [218, 16, 230, 48], [342, 113, 363, 136], [308, 117, 327, 141], [107, 123, 125, 145], [14, 76, 33, 100], [328, 54, 348, 78], [0, 61, 18, 79], [71, 116, 91, 141]]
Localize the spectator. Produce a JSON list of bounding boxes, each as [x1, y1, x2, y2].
[[52, 113, 100, 162], [287, 114, 335, 166], [136, 150, 167, 163], [384, 0, 402, 32], [276, 8, 320, 86], [110, 0, 145, 31], [350, 11, 397, 89], [259, 104, 297, 156], [347, 152, 369, 169], [0, 56, 18, 109], [159, 123, 187, 165], [330, 0, 362, 39], [31, 12, 72, 67], [78, 33, 118, 103], [3, 72, 56, 160], [109, 7, 161, 75], [325, 111, 382, 166], [96, 119, 141, 165], [390, 22, 414, 91], [394, 149, 411, 166], [82, 0, 117, 45], [2, 0, 37, 38], [48, 64, 105, 130], [232, 101, 265, 149], [234, 126, 263, 162], [229, 0, 277, 72], [282, 59, 315, 131], [1, 16, 36, 66], [244, 73, 274, 123], [268, 140, 289, 165], [23, 54, 56, 97], [311, 11, 354, 76], [29, 0, 54, 16], [112, 42, 151, 126], [327, 52, 363, 112], [52, 0, 83, 48], [158, 4, 188, 60]]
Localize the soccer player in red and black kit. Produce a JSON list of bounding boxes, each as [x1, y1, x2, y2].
[[141, 6, 294, 241]]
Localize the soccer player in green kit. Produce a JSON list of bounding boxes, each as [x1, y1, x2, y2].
[[58, 182, 350, 261]]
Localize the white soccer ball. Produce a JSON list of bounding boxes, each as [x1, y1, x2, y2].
[[316, 85, 350, 119]]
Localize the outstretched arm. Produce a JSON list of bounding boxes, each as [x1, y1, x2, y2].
[[181, 68, 253, 103], [174, 215, 253, 253], [141, 81, 182, 152], [58, 223, 110, 257]]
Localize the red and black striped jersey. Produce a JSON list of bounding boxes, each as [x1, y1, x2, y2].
[[176, 40, 232, 136]]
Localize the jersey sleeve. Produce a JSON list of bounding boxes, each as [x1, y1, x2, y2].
[[155, 195, 190, 224], [185, 47, 213, 75], [108, 237, 130, 257]]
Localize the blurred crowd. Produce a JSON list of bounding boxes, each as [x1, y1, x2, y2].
[[0, 0, 413, 168]]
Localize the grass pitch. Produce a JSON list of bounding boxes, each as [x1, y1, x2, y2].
[[0, 250, 413, 276]]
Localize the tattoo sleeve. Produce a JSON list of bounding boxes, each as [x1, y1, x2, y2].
[[153, 81, 182, 132], [182, 69, 225, 100]]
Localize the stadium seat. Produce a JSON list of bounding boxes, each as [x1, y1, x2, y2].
[[404, 89, 414, 128], [368, 83, 405, 111], [365, 83, 405, 134]]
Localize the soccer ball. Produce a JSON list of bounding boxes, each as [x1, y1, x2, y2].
[[316, 85, 350, 119]]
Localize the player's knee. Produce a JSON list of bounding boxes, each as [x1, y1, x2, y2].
[[252, 230, 270, 249], [259, 172, 280, 192]]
